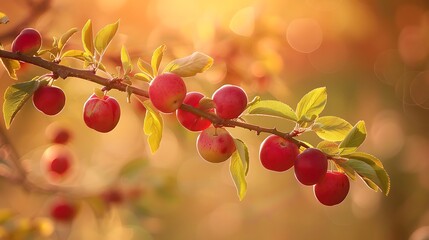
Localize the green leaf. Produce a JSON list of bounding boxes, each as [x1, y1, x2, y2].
[[344, 152, 390, 195], [82, 20, 94, 56], [151, 44, 166, 76], [334, 159, 357, 180], [0, 58, 20, 80], [94, 20, 119, 56], [246, 100, 297, 122], [339, 121, 366, 155], [137, 58, 153, 76], [133, 73, 152, 82], [58, 28, 78, 51], [61, 49, 92, 61], [0, 12, 9, 24], [142, 100, 163, 154], [230, 139, 249, 201], [316, 141, 339, 155], [313, 116, 353, 141], [296, 87, 327, 123], [246, 96, 261, 109], [3, 80, 40, 129], [121, 45, 132, 75], [163, 52, 213, 77]]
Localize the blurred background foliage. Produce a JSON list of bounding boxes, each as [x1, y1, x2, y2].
[[1, 0, 429, 239]]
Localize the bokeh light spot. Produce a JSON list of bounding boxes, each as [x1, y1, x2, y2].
[[229, 6, 255, 37], [286, 18, 323, 53]]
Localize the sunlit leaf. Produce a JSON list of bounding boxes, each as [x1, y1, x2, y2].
[[3, 80, 40, 129], [82, 20, 94, 56], [151, 44, 166, 76], [334, 159, 357, 180], [121, 45, 132, 75], [133, 73, 152, 82], [0, 12, 9, 24], [137, 58, 153, 77], [313, 116, 353, 141], [230, 139, 249, 201], [0, 58, 20, 80], [163, 52, 213, 77], [296, 87, 327, 123], [94, 20, 120, 56], [316, 141, 339, 155], [339, 121, 366, 155], [246, 100, 297, 122], [62, 49, 92, 61], [344, 152, 390, 195], [142, 100, 163, 153], [58, 28, 78, 51]]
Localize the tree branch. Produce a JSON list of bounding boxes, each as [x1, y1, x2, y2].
[[0, 49, 311, 149]]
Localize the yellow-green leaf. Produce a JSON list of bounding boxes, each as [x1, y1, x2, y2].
[[121, 45, 132, 75], [313, 116, 353, 141], [142, 100, 163, 153], [151, 44, 166, 76], [316, 141, 339, 155], [230, 139, 249, 201], [82, 20, 94, 56], [246, 100, 297, 122], [344, 155, 390, 195], [344, 152, 390, 195], [58, 28, 78, 51], [137, 58, 153, 77], [163, 52, 213, 77], [134, 73, 152, 82], [3, 80, 40, 129], [339, 121, 366, 155], [0, 58, 20, 80], [334, 159, 357, 180], [0, 12, 9, 24], [296, 87, 327, 123], [94, 20, 120, 55], [61, 49, 92, 62]]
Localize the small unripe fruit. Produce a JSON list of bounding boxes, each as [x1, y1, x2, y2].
[[45, 122, 72, 144], [314, 171, 350, 206], [32, 86, 66, 116], [259, 135, 299, 172], [83, 94, 121, 133], [176, 92, 213, 131], [294, 148, 328, 185], [11, 28, 42, 55], [197, 126, 236, 163], [212, 84, 247, 119], [149, 73, 187, 113], [41, 145, 73, 179], [50, 198, 76, 222]]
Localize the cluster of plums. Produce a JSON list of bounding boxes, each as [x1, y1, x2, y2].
[[14, 28, 350, 206]]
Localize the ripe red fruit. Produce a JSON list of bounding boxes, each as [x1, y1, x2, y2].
[[32, 85, 66, 116], [197, 126, 236, 163], [41, 145, 73, 179], [176, 92, 213, 131], [314, 171, 350, 206], [11, 28, 42, 55], [212, 84, 248, 119], [294, 148, 328, 185], [259, 135, 299, 172], [50, 198, 76, 222], [45, 122, 72, 144], [149, 73, 187, 113], [83, 94, 121, 133]]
